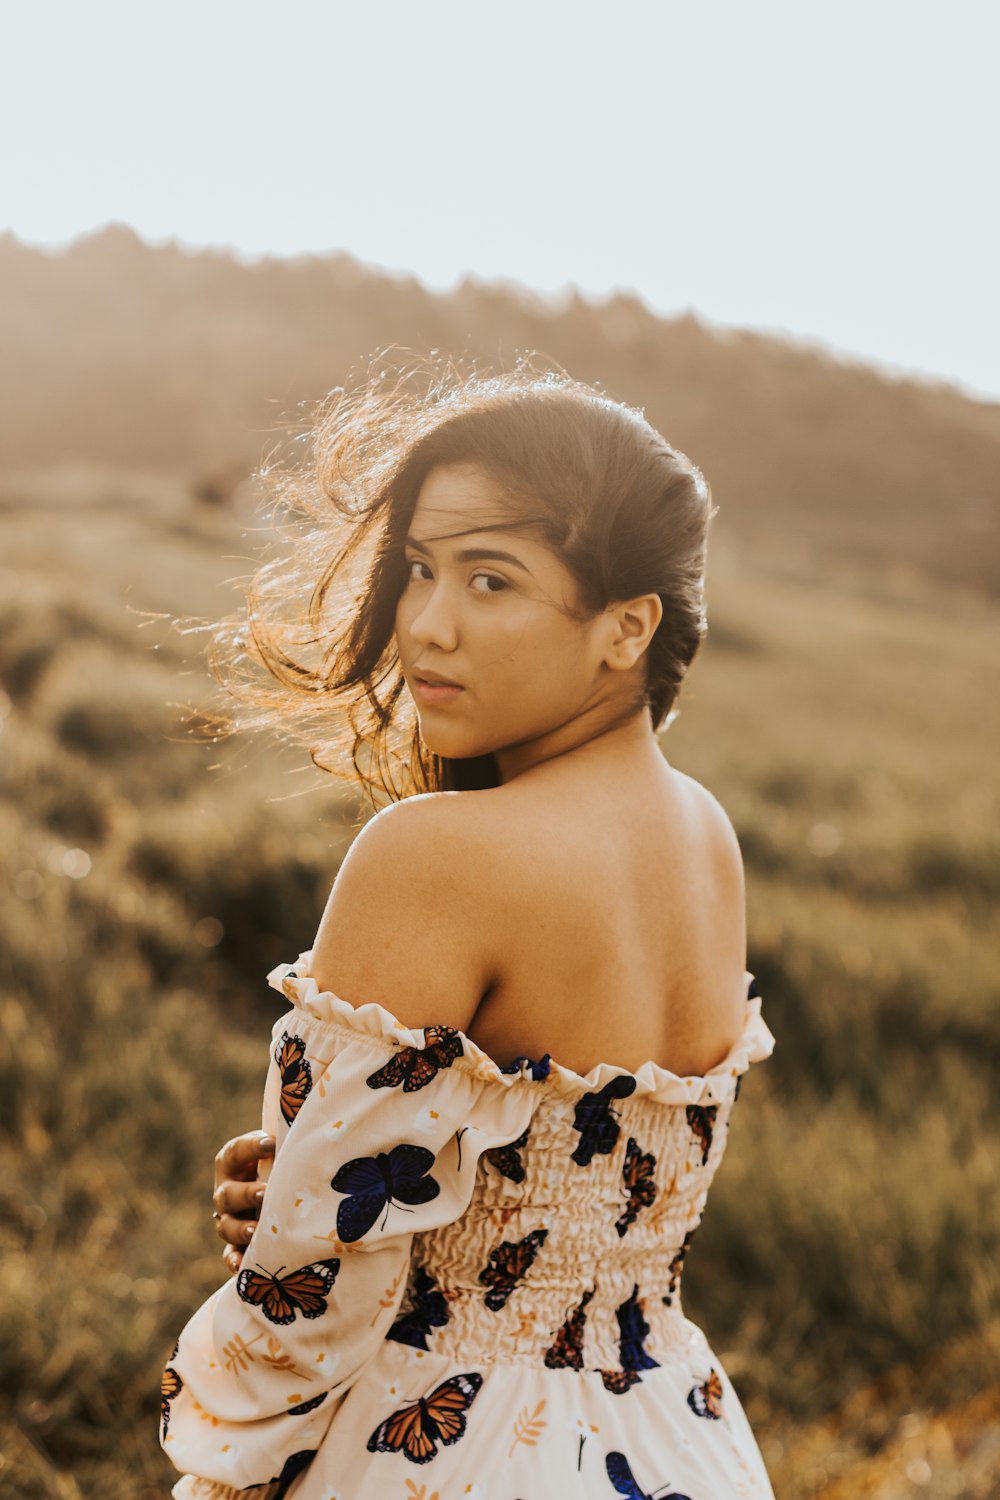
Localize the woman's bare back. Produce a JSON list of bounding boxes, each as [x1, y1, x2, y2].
[[463, 748, 749, 1079]]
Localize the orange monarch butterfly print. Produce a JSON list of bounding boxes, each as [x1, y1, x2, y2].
[[483, 1125, 530, 1184], [599, 1368, 642, 1394], [236, 1257, 340, 1325], [615, 1136, 657, 1236], [661, 1226, 697, 1308], [685, 1104, 718, 1166], [160, 1364, 182, 1438], [365, 1026, 464, 1093], [274, 1031, 312, 1125], [366, 1371, 483, 1464], [479, 1227, 548, 1311], [687, 1368, 724, 1419], [544, 1285, 595, 1370]]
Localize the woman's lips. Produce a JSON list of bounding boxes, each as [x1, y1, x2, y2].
[[412, 677, 464, 704]]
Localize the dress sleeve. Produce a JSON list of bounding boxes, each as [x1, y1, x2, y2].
[[160, 965, 534, 1500]]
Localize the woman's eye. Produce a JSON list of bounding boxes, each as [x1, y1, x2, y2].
[[404, 561, 508, 595], [471, 572, 509, 595]]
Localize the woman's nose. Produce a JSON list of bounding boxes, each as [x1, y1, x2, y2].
[[407, 583, 459, 651]]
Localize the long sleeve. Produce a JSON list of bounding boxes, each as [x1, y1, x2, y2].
[[160, 959, 534, 1500]]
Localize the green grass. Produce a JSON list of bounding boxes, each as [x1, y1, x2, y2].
[[1, 470, 998, 1497]]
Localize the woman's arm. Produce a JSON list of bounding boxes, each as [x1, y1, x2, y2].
[[211, 796, 499, 1270], [164, 1004, 533, 1498], [163, 798, 522, 1500]]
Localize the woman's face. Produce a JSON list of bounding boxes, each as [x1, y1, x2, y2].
[[394, 463, 638, 780]]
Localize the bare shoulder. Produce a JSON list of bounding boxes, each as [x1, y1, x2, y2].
[[308, 790, 506, 1033], [673, 767, 745, 886], [353, 789, 510, 875]]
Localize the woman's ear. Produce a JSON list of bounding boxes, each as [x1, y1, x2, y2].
[[602, 593, 663, 671]]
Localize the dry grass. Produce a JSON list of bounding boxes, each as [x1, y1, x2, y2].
[[0, 468, 997, 1498]]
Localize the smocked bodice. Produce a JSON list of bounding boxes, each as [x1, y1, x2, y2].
[[393, 1072, 737, 1372]]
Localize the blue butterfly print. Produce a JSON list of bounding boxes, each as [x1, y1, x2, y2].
[[332, 1143, 440, 1242], [387, 1265, 450, 1350], [571, 1076, 637, 1166], [617, 1284, 659, 1372], [600, 1283, 657, 1392], [605, 1451, 692, 1500], [267, 1450, 317, 1487], [500, 1052, 552, 1080]]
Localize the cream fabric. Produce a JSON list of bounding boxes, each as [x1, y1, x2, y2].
[[161, 951, 777, 1500]]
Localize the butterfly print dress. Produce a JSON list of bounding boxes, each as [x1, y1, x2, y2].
[[161, 951, 777, 1499]]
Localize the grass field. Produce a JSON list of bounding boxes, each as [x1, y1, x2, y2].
[[1, 465, 997, 1498]]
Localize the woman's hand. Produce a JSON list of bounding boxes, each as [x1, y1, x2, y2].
[[212, 1131, 275, 1275]]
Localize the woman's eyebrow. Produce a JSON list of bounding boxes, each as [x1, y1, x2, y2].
[[404, 536, 533, 576]]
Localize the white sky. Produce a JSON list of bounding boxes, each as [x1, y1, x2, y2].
[[3, 0, 998, 400]]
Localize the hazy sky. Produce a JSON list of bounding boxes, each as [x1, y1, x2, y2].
[[4, 0, 998, 400]]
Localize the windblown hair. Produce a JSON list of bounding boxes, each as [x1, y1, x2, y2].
[[199, 352, 717, 809]]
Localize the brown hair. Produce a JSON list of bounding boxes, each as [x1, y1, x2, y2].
[[199, 353, 716, 809]]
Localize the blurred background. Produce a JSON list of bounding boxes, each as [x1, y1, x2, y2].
[[1, 2, 998, 1497]]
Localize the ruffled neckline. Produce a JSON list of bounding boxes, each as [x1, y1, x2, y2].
[[266, 951, 776, 1107]]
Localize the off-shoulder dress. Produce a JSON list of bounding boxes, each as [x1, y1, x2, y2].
[[160, 950, 777, 1500]]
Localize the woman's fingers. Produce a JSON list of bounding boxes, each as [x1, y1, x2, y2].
[[222, 1243, 244, 1276], [214, 1131, 275, 1187], [215, 1210, 258, 1250], [212, 1132, 272, 1256], [213, 1178, 267, 1219]]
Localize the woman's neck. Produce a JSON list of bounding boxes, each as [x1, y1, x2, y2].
[[495, 704, 661, 786]]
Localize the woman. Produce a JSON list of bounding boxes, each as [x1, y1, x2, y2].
[[160, 359, 776, 1499]]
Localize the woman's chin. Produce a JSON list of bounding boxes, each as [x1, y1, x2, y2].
[[418, 727, 491, 760]]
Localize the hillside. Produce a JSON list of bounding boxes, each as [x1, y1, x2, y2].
[[1, 223, 999, 597]]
